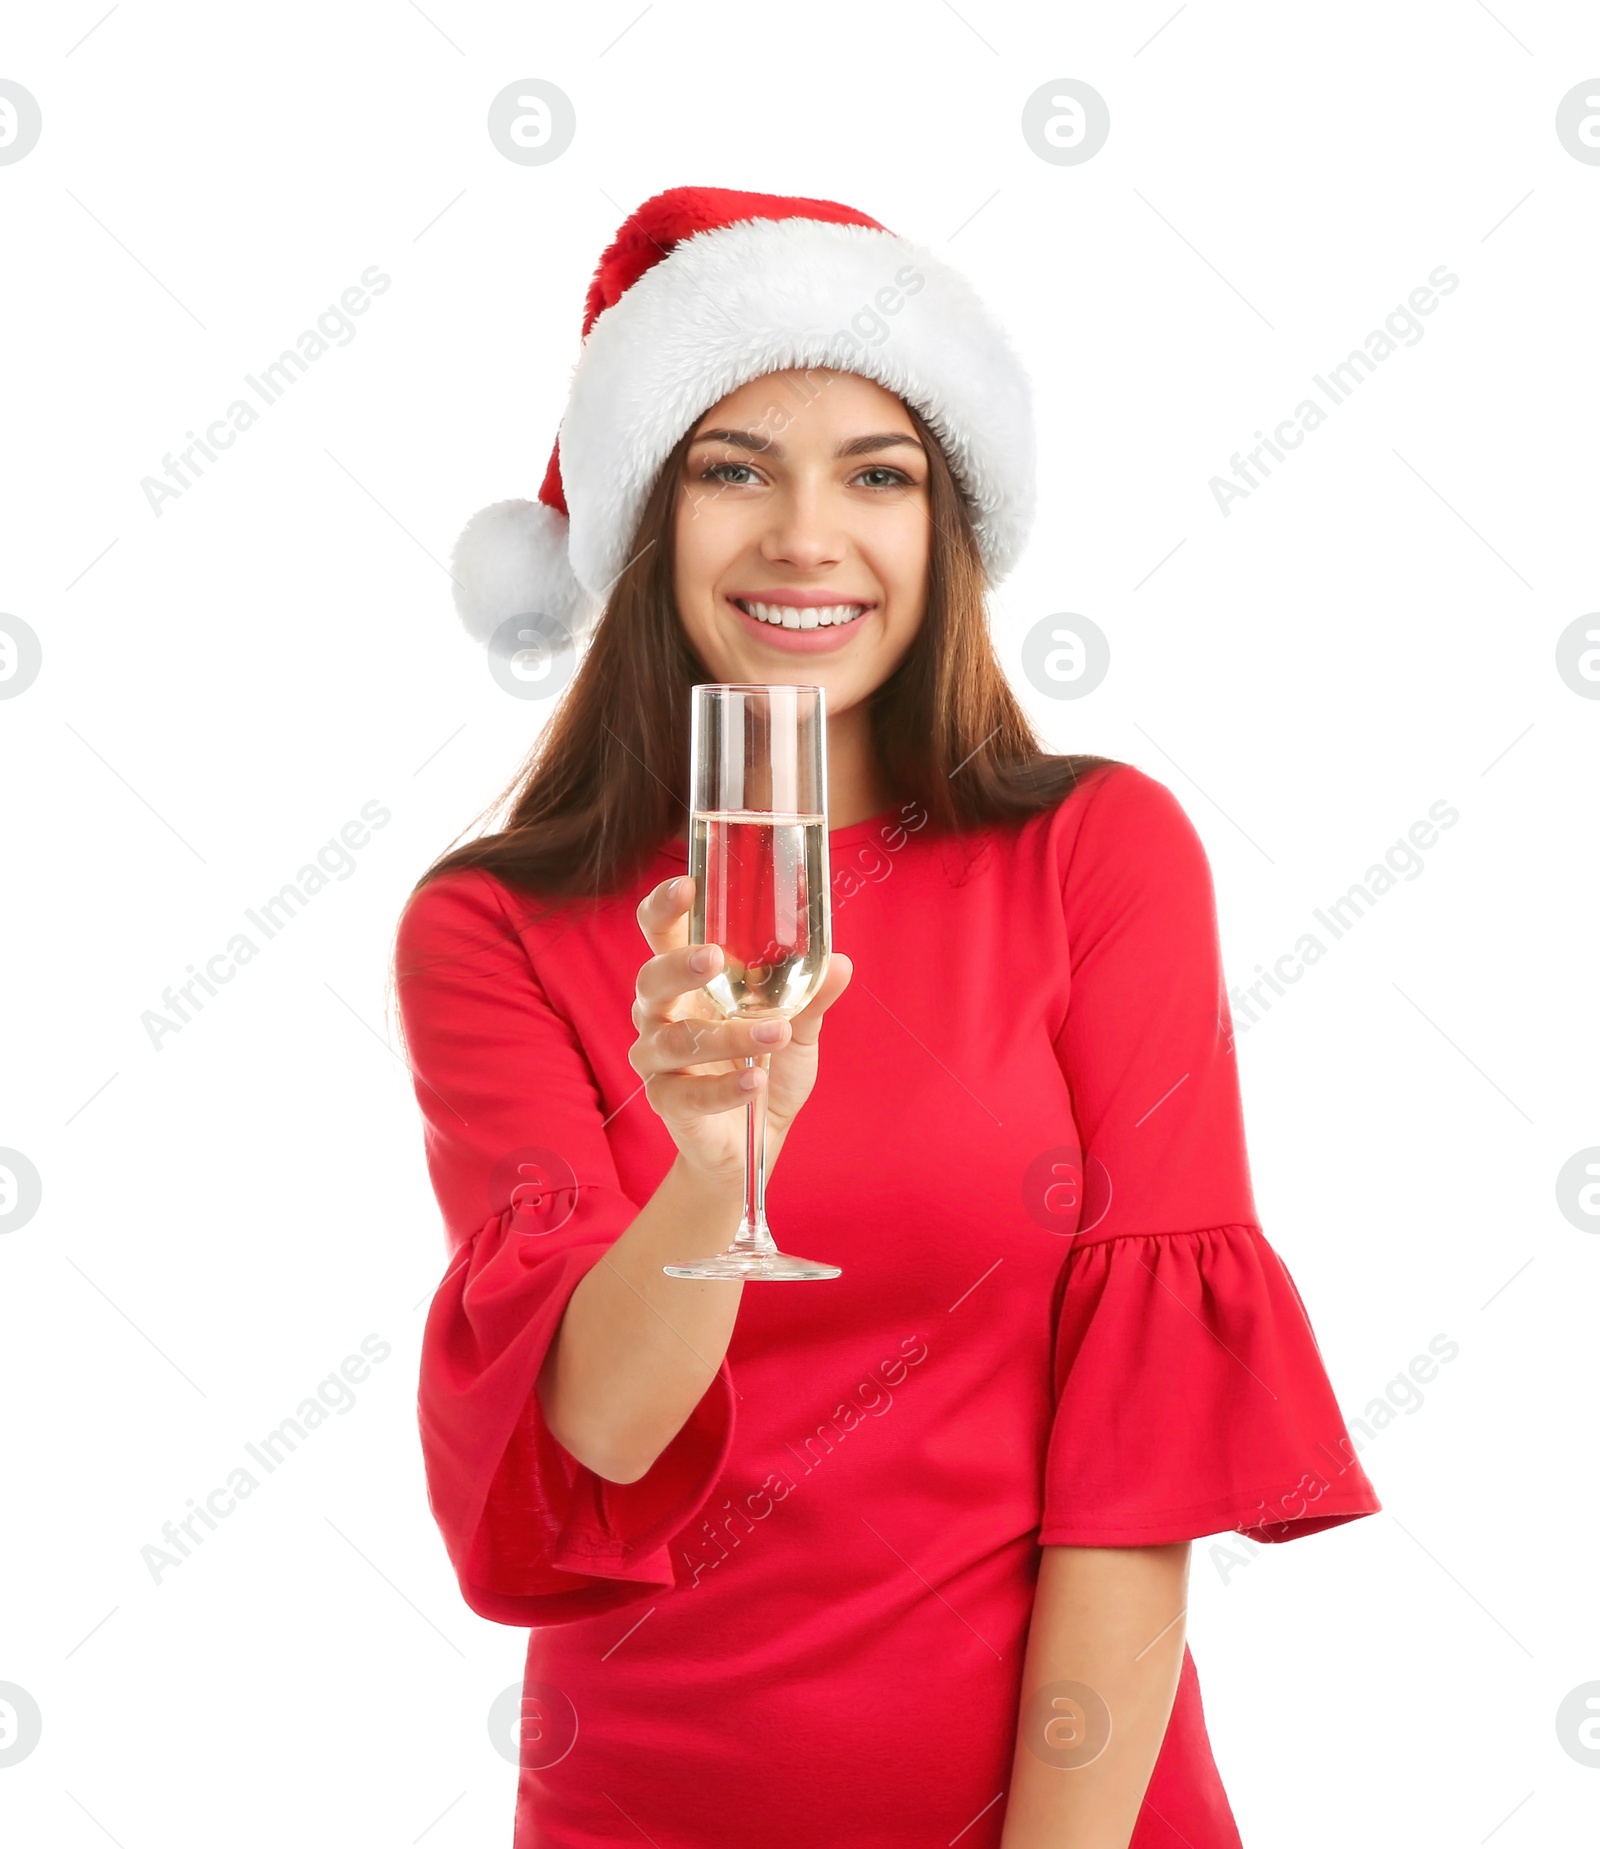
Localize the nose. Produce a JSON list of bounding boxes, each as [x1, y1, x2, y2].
[[758, 476, 845, 571]]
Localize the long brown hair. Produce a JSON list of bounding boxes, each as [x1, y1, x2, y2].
[[409, 395, 1119, 916]]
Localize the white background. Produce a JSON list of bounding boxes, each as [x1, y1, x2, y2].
[[1, 2, 1596, 1844]]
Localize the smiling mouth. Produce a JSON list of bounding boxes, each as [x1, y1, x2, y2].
[[732, 598, 869, 631]]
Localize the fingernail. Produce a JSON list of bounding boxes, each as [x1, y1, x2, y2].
[[752, 1020, 784, 1044], [738, 1068, 759, 1090], [671, 877, 689, 901], [689, 945, 712, 973]]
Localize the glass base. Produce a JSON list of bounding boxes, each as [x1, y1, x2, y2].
[[664, 1245, 841, 1281]]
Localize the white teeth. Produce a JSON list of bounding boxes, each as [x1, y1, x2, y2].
[[739, 600, 867, 629]]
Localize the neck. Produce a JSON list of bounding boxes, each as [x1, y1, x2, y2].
[[819, 699, 890, 827]]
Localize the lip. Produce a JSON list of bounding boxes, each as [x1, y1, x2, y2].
[[728, 594, 873, 654]]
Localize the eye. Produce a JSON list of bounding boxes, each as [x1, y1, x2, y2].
[[698, 461, 761, 486], [854, 466, 914, 489]]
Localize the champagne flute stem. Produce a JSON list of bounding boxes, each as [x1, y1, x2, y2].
[[737, 1051, 776, 1255]]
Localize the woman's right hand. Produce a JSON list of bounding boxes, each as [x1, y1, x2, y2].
[[631, 873, 853, 1184]]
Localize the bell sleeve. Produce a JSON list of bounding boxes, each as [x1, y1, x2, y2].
[[394, 868, 735, 1627], [1041, 765, 1381, 1547]]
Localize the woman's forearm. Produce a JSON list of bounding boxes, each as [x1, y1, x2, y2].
[[534, 1149, 771, 1483], [1000, 1542, 1191, 1849]]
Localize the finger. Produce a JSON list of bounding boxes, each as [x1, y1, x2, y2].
[[644, 1063, 764, 1120], [631, 1010, 789, 1077], [636, 873, 694, 956], [787, 952, 853, 1048], [636, 936, 727, 1022]]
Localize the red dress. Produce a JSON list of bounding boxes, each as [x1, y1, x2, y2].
[[395, 760, 1380, 1847]]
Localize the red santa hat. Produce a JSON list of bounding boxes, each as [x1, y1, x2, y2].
[[449, 185, 1036, 653]]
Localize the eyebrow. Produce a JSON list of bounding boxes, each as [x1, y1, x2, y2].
[[687, 429, 925, 461]]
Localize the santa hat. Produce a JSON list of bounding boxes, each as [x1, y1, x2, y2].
[[450, 185, 1035, 654]]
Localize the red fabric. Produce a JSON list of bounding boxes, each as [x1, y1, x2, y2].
[[538, 184, 889, 516], [395, 761, 1379, 1847], [579, 185, 887, 334]]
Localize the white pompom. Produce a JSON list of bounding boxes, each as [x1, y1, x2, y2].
[[448, 498, 597, 655]]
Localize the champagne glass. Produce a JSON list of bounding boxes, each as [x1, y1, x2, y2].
[[663, 684, 842, 1281]]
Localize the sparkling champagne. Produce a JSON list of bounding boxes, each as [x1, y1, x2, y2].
[[689, 810, 830, 1017]]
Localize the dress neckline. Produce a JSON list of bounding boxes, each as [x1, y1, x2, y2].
[[652, 801, 906, 861]]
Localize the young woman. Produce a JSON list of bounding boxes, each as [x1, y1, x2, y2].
[[392, 187, 1380, 1849]]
